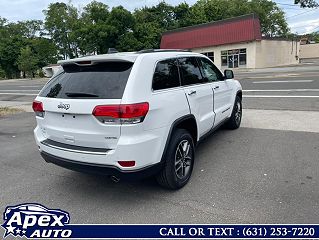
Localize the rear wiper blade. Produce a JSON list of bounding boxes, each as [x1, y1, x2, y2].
[[65, 92, 99, 98]]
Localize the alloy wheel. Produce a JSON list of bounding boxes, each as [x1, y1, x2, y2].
[[174, 140, 192, 179]]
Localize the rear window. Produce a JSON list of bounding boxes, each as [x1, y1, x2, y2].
[[39, 61, 133, 99]]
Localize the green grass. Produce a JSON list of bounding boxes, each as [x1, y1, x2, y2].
[[0, 107, 24, 116]]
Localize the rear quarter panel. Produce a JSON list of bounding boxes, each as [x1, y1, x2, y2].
[[120, 54, 191, 164]]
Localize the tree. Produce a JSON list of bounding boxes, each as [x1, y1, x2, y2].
[[30, 37, 58, 68], [294, 0, 319, 8], [174, 3, 195, 28], [17, 46, 39, 79], [249, 0, 289, 37], [19, 20, 43, 38], [76, 1, 110, 54], [0, 17, 58, 79], [0, 67, 5, 79], [133, 2, 177, 50], [116, 32, 141, 51], [0, 20, 27, 78], [107, 6, 135, 50], [43, 2, 79, 59], [189, 0, 289, 37]]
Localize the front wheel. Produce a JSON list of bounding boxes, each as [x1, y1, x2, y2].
[[156, 129, 195, 190], [225, 96, 242, 130]]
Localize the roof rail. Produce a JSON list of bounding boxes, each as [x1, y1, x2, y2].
[[137, 49, 192, 53]]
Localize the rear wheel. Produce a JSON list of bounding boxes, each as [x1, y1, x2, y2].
[[225, 96, 242, 130], [156, 129, 195, 190]]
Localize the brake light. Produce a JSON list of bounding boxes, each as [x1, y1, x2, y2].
[[118, 161, 135, 167], [32, 101, 45, 117], [92, 102, 149, 124]]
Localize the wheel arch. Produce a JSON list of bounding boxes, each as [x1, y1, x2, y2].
[[230, 90, 242, 113], [160, 114, 197, 164]]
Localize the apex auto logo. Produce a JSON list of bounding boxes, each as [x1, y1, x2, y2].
[[1, 203, 72, 238], [58, 103, 70, 110]]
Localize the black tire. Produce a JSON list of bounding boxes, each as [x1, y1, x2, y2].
[[156, 129, 195, 190], [225, 96, 242, 130]]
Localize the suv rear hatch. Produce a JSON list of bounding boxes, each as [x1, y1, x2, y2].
[[35, 61, 133, 150]]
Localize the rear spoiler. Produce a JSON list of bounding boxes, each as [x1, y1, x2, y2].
[[58, 55, 136, 66]]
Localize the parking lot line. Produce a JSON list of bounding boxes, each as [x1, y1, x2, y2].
[[252, 80, 313, 83], [243, 89, 319, 92], [243, 95, 319, 98], [0, 93, 37, 96], [0, 90, 40, 92]]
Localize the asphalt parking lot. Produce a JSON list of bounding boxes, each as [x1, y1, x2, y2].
[[0, 63, 319, 227]]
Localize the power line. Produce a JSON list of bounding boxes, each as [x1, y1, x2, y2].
[[311, 25, 319, 31], [286, 8, 318, 18], [283, 6, 311, 10], [292, 24, 319, 33], [277, 3, 301, 7], [292, 22, 319, 29]]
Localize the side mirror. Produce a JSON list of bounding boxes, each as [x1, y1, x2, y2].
[[224, 69, 234, 79]]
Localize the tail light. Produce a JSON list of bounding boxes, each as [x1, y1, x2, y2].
[[32, 100, 45, 117], [92, 102, 149, 124]]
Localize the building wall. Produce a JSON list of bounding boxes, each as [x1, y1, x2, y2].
[[255, 39, 299, 68], [192, 41, 257, 70], [299, 43, 319, 59]]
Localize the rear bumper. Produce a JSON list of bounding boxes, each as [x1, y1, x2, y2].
[[34, 125, 168, 170], [40, 151, 162, 180]]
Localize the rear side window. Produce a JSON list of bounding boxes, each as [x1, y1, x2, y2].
[[39, 61, 133, 99], [152, 59, 180, 90], [178, 57, 206, 86]]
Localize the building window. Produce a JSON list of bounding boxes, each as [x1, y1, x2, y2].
[[239, 54, 246, 65], [221, 48, 246, 68], [201, 52, 214, 62], [221, 56, 227, 66]]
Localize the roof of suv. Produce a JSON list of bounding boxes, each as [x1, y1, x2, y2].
[[57, 50, 203, 65]]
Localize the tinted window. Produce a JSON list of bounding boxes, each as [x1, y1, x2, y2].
[[39, 62, 133, 99], [198, 57, 223, 82], [178, 57, 205, 86], [152, 59, 180, 90]]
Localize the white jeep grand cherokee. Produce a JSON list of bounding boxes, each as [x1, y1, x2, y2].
[[33, 50, 242, 189]]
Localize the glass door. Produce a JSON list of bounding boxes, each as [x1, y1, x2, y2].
[[233, 54, 239, 68], [227, 55, 233, 68]]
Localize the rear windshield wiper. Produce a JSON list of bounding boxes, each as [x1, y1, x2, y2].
[[65, 92, 99, 98]]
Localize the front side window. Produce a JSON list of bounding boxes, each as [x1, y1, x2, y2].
[[198, 57, 223, 82], [178, 57, 205, 86], [152, 59, 180, 90]]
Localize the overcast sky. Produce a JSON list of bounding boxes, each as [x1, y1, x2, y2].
[[0, 0, 318, 34]]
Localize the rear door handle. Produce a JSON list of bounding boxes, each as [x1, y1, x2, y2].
[[213, 86, 220, 90], [188, 90, 197, 96]]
